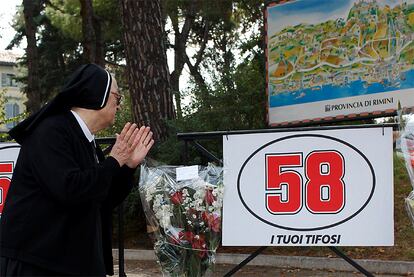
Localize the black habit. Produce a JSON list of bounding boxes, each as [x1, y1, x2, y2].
[[0, 64, 134, 276], [1, 112, 134, 275]]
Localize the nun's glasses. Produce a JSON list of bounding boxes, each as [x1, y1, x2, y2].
[[111, 91, 123, 105]]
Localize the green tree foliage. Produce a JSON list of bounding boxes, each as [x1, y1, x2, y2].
[[0, 89, 6, 123], [46, 0, 123, 64], [8, 0, 275, 236], [10, 0, 266, 141], [0, 89, 8, 140], [153, 45, 266, 165], [9, 0, 125, 107], [10, 0, 268, 159], [45, 0, 83, 41]]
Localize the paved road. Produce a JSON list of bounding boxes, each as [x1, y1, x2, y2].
[[114, 260, 411, 277]]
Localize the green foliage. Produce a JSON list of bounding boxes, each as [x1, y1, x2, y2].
[[0, 89, 6, 124], [46, 0, 83, 41], [46, 0, 122, 46], [151, 48, 266, 165], [11, 0, 269, 233], [10, 2, 85, 105], [0, 89, 8, 141], [0, 89, 29, 141], [10, 0, 126, 109]]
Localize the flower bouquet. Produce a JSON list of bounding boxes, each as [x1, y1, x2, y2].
[[139, 163, 223, 277]]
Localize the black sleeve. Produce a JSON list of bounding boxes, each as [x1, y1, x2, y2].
[[29, 121, 121, 207], [105, 166, 136, 210]]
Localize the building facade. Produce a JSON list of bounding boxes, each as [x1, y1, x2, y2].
[[0, 51, 25, 133]]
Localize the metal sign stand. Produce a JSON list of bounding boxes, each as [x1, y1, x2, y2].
[[177, 125, 396, 277]]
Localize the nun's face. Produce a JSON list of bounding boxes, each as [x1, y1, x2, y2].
[[99, 78, 120, 127]]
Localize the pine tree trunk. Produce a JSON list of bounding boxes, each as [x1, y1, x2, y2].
[[119, 0, 174, 141], [80, 0, 97, 63], [23, 0, 41, 114], [93, 15, 105, 66]]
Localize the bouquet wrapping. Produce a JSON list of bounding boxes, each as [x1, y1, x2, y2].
[[399, 113, 414, 226], [139, 163, 224, 277]]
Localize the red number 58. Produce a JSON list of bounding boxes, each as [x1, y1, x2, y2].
[[0, 162, 13, 215], [266, 151, 345, 215]]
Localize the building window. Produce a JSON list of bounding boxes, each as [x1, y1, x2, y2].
[[5, 103, 20, 129], [1, 73, 17, 87]]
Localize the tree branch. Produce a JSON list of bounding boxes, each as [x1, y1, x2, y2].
[[180, 1, 197, 42], [194, 20, 209, 69], [44, 0, 67, 14], [184, 51, 207, 92]]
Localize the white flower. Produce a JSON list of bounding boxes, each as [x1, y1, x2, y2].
[[154, 204, 172, 229], [193, 190, 204, 200], [145, 185, 158, 202], [193, 198, 204, 211]]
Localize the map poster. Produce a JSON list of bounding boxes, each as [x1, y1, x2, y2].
[[266, 0, 414, 126]]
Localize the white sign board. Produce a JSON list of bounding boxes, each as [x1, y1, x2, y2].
[[0, 143, 20, 217], [222, 127, 393, 246]]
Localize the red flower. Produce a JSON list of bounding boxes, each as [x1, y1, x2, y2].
[[202, 212, 221, 233], [168, 234, 181, 245], [205, 189, 216, 205], [170, 191, 183, 205], [201, 211, 209, 222], [192, 235, 207, 258], [179, 231, 194, 243]]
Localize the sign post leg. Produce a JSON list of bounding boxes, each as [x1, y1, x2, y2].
[[223, 246, 267, 277], [328, 247, 374, 277]]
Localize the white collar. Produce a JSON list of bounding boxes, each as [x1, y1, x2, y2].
[[70, 110, 95, 143]]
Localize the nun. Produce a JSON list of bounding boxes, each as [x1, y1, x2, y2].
[[0, 63, 154, 276]]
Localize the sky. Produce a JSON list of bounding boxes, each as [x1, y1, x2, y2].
[[0, 0, 23, 53], [267, 0, 414, 36]]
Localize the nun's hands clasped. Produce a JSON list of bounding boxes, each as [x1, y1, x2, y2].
[[110, 123, 154, 167], [125, 126, 154, 168]]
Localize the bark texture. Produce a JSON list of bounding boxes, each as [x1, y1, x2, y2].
[[119, 0, 174, 141], [23, 0, 42, 113], [79, 0, 105, 66]]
